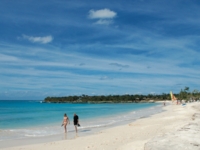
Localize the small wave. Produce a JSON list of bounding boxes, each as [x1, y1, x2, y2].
[[131, 111, 136, 114], [25, 134, 46, 137], [150, 107, 155, 109], [77, 120, 118, 130]]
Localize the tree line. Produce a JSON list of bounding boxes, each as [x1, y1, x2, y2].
[[44, 87, 200, 103]]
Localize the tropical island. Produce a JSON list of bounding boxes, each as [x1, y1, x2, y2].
[[44, 87, 200, 103]]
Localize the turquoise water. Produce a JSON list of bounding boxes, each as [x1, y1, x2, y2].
[[0, 100, 162, 141]]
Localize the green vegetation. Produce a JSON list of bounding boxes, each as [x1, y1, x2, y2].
[[178, 87, 200, 100], [44, 87, 200, 103]]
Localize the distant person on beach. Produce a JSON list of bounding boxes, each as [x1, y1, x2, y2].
[[62, 113, 70, 133], [73, 113, 80, 133], [163, 101, 166, 106]]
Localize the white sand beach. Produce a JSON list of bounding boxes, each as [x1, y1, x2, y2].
[[1, 102, 200, 150]]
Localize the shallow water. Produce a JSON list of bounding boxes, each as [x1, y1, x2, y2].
[[0, 100, 162, 141]]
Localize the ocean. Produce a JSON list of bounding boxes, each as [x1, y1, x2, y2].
[[0, 100, 163, 142]]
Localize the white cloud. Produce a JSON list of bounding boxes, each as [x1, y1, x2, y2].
[[22, 35, 53, 44], [95, 19, 113, 25], [88, 8, 117, 25], [88, 8, 117, 19]]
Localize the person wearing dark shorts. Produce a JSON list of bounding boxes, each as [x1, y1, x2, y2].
[[73, 113, 79, 133]]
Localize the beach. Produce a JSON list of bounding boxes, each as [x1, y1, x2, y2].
[[1, 102, 200, 150]]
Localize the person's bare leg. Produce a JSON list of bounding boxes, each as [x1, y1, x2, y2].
[[64, 125, 66, 133], [74, 125, 78, 137], [75, 125, 77, 133]]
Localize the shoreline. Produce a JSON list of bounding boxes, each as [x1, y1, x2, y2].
[[0, 103, 163, 148], [0, 102, 159, 130], [1, 102, 200, 150]]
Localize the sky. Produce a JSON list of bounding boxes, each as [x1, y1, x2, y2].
[[0, 0, 200, 100]]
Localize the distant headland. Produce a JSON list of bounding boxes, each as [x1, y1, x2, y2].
[[44, 94, 157, 103], [44, 87, 200, 103]]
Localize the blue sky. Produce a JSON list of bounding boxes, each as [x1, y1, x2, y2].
[[1, 0, 200, 100]]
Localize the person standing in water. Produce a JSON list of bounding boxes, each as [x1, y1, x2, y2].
[[73, 113, 79, 133], [62, 113, 70, 133], [163, 101, 166, 106]]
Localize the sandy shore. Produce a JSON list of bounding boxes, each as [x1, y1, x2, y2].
[[1, 102, 200, 150]]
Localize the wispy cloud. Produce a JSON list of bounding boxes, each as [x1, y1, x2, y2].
[[22, 35, 53, 44], [100, 76, 113, 80], [88, 8, 117, 25], [79, 63, 85, 66], [0, 53, 19, 61], [109, 63, 129, 68], [95, 19, 113, 25]]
